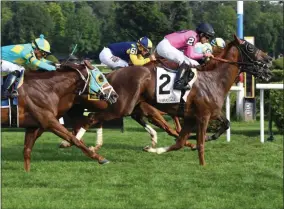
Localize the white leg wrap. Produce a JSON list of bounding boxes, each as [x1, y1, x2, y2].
[[59, 117, 64, 124], [156, 147, 170, 154], [145, 124, 157, 144], [96, 127, 103, 146], [76, 128, 86, 140]]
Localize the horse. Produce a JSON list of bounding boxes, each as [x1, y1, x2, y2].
[[72, 35, 272, 165], [1, 61, 118, 171], [60, 41, 237, 152], [58, 62, 184, 151]]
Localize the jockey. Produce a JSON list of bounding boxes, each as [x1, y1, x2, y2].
[[211, 37, 226, 49], [156, 23, 215, 90], [1, 34, 56, 99], [99, 37, 156, 70]]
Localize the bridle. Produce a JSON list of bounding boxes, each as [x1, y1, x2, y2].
[[62, 63, 90, 95], [211, 40, 269, 81]]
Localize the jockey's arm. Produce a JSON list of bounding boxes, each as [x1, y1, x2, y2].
[[41, 58, 54, 65], [184, 45, 204, 60], [129, 54, 151, 66], [25, 53, 56, 71]]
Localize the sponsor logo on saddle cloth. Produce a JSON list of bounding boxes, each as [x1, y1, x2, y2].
[[88, 66, 109, 100], [156, 67, 197, 103]]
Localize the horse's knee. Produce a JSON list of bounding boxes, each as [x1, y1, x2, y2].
[[23, 148, 31, 159]]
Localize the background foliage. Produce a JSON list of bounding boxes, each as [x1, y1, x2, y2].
[[1, 1, 283, 60]]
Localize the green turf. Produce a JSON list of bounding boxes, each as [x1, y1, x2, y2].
[[1, 118, 283, 209]]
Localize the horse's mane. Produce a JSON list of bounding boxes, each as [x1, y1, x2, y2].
[[199, 40, 236, 71], [24, 63, 86, 79]]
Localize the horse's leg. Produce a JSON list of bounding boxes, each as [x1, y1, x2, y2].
[[131, 114, 158, 149], [206, 114, 230, 141], [59, 114, 90, 148], [46, 117, 108, 164], [23, 128, 44, 172], [139, 102, 179, 138], [149, 118, 196, 154], [173, 116, 182, 133], [90, 123, 104, 153], [196, 114, 210, 166]]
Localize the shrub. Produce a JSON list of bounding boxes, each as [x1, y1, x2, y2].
[[270, 89, 284, 134], [272, 57, 283, 69]]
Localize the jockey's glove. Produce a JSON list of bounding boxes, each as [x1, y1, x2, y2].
[[55, 64, 61, 69]]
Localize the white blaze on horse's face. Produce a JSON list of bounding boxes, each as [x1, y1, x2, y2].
[[100, 83, 119, 104]]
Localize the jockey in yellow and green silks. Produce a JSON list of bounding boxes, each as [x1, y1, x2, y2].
[[99, 37, 156, 70], [1, 34, 57, 99]]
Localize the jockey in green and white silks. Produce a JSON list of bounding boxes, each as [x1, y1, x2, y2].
[[1, 34, 56, 99]]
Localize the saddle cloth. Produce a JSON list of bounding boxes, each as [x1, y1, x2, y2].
[[156, 67, 197, 103], [1, 71, 24, 127]]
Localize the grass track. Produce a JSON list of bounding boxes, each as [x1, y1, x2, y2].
[[1, 118, 283, 209]]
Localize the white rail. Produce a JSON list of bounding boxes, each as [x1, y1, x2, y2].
[[226, 85, 244, 142], [256, 84, 284, 143]]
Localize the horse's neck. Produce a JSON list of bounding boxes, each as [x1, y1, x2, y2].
[[202, 45, 240, 94], [25, 71, 80, 97]]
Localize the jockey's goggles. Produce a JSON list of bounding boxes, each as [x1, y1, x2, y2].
[[32, 40, 49, 57]]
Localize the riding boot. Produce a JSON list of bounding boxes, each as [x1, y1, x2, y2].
[[173, 62, 191, 90], [1, 71, 19, 99]]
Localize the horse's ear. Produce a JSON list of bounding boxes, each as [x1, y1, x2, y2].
[[84, 60, 95, 70], [233, 34, 244, 44]]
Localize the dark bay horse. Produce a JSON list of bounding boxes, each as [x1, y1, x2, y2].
[[1, 61, 118, 171], [70, 35, 272, 165]]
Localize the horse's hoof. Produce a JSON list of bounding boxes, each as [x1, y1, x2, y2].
[[99, 159, 110, 165], [143, 145, 150, 151], [143, 146, 157, 153], [190, 145, 197, 151], [58, 141, 71, 148]]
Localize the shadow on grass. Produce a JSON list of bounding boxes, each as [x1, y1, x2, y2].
[[1, 142, 144, 162]]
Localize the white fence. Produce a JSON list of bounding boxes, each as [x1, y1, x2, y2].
[[256, 84, 284, 143], [226, 83, 284, 143], [226, 85, 244, 142]]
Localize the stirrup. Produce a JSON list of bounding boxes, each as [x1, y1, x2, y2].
[[10, 90, 19, 98], [173, 81, 185, 90]]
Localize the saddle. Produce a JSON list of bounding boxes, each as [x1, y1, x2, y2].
[[155, 53, 194, 86]]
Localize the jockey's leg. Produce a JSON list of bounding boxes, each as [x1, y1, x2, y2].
[[99, 47, 128, 70], [1, 70, 21, 99], [1, 60, 23, 99], [173, 61, 192, 90], [174, 57, 199, 90], [156, 39, 194, 90]]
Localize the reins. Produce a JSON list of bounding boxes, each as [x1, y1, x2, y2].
[[211, 57, 254, 66]]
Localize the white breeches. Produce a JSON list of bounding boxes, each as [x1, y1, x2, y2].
[[1, 60, 24, 76], [156, 38, 199, 67], [99, 47, 129, 69]]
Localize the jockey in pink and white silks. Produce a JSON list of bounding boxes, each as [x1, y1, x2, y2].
[[156, 23, 215, 90]]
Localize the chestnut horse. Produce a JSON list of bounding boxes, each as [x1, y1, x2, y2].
[[60, 44, 227, 150], [62, 35, 272, 165], [1, 61, 118, 171]]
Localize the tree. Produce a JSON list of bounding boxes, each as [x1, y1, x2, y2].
[[5, 2, 53, 45], [64, 4, 101, 56], [203, 5, 237, 40]]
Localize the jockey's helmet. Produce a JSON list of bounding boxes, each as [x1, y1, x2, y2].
[[211, 38, 226, 49], [196, 23, 215, 39], [32, 34, 51, 54], [137, 37, 153, 52]]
